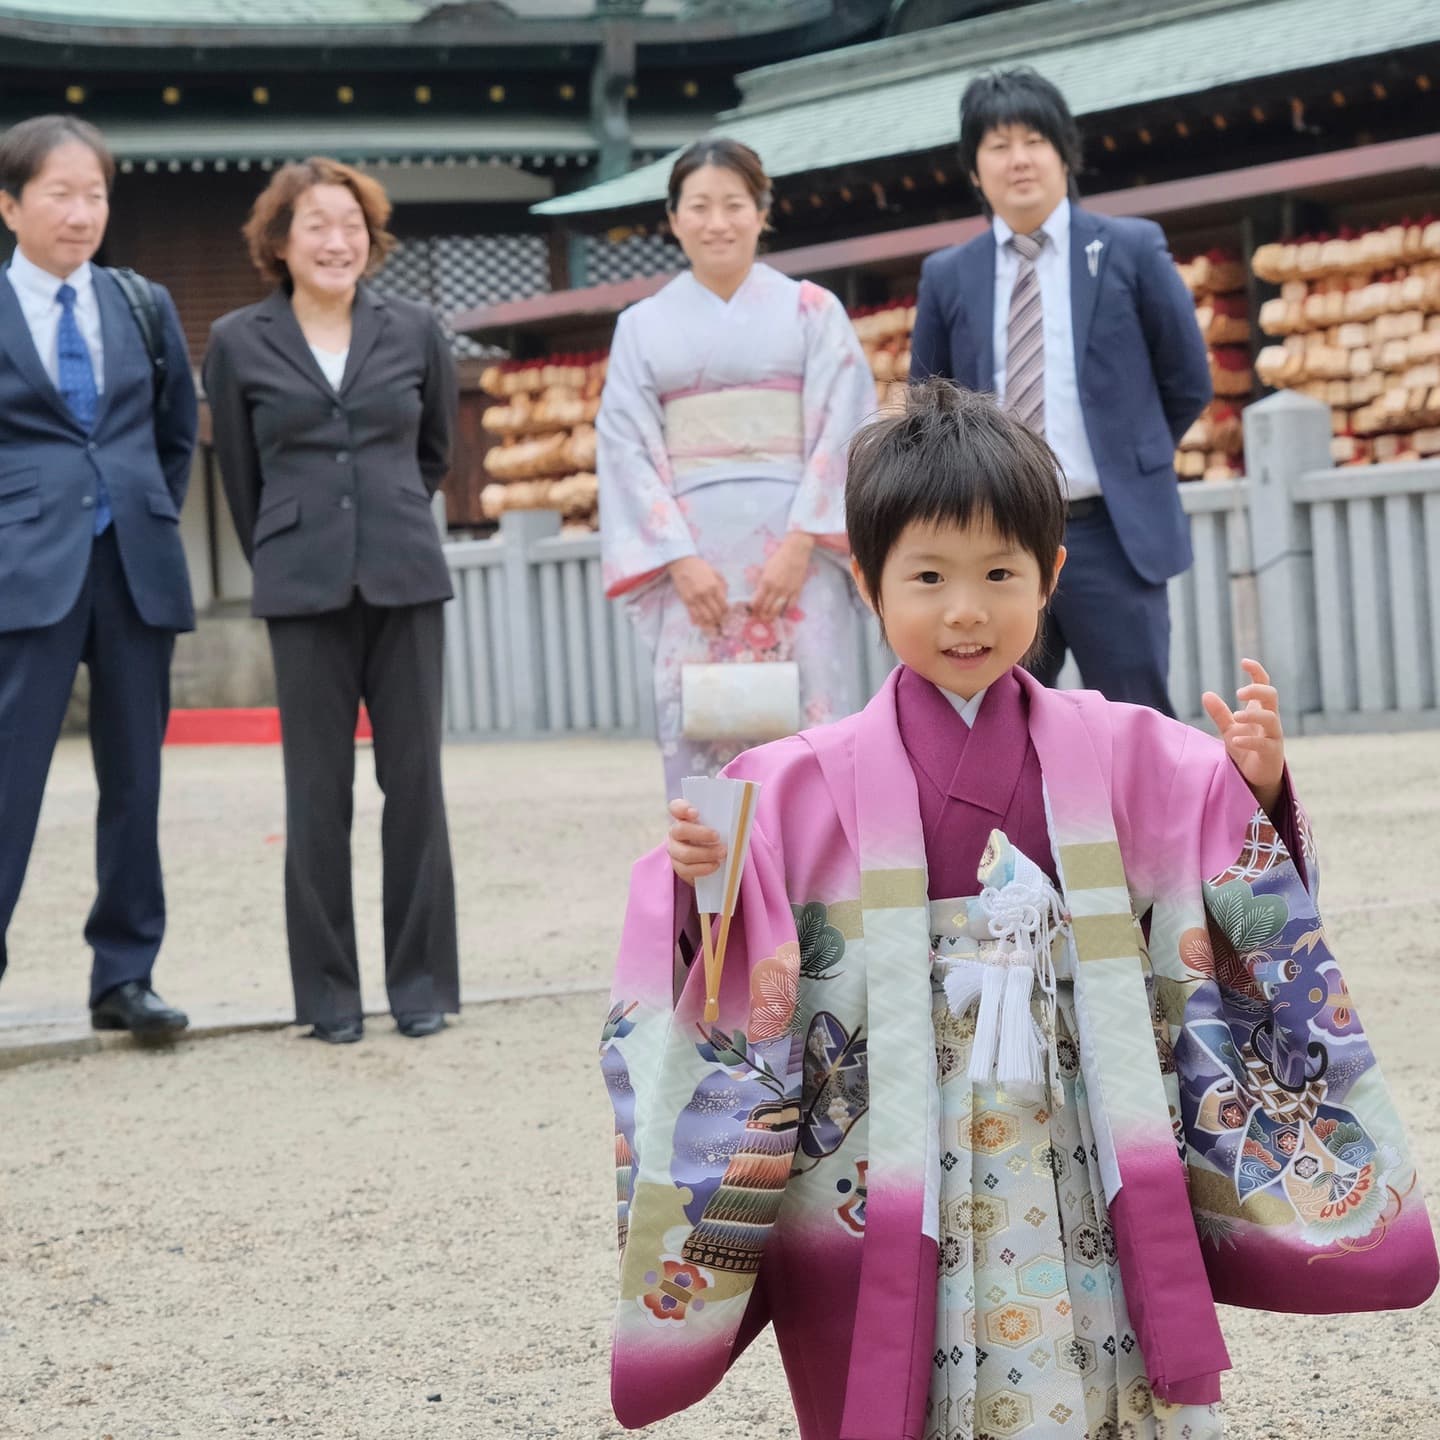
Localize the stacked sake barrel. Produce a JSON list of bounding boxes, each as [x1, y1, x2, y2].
[[852, 299, 915, 412], [1175, 250, 1252, 480], [1252, 220, 1440, 465], [478, 354, 606, 531]]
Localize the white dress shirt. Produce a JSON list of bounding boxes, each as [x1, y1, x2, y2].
[[941, 684, 988, 728], [4, 244, 105, 395], [308, 343, 348, 391], [991, 199, 1098, 500]]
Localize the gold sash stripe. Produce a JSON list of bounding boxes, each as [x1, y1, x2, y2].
[[1060, 841, 1129, 892], [860, 868, 929, 911]]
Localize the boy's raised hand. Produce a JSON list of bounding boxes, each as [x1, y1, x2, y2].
[[667, 798, 727, 883], [1201, 658, 1286, 816]]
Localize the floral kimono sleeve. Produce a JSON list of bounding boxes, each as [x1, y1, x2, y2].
[[597, 308, 696, 598], [600, 822, 805, 1429], [790, 281, 874, 549], [1136, 736, 1438, 1315]]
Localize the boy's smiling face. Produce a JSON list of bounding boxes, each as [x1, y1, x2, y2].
[[854, 515, 1064, 701]]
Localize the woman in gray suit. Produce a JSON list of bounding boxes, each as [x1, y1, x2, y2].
[[204, 158, 458, 1044]]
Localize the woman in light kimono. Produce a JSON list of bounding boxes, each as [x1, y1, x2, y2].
[[601, 382, 1436, 1440], [597, 138, 876, 794]]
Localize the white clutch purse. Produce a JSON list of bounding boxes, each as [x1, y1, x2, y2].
[[680, 661, 801, 742]]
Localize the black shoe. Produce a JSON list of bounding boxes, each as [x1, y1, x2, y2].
[[91, 981, 189, 1035], [395, 1012, 446, 1039], [305, 1018, 364, 1044]]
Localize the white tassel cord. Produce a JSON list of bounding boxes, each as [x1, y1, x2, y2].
[[996, 964, 1042, 1089], [939, 871, 1068, 1103], [967, 961, 1006, 1085], [942, 957, 986, 1022]]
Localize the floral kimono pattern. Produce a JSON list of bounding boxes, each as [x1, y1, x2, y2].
[[596, 264, 876, 794], [600, 668, 1436, 1439]]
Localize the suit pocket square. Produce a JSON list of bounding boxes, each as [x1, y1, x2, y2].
[[254, 495, 300, 545]]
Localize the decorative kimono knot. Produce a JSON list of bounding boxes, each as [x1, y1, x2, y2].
[[937, 870, 1069, 1105], [981, 883, 1048, 942]]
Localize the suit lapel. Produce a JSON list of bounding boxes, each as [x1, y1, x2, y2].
[[90, 267, 136, 432], [1069, 207, 1108, 382], [255, 287, 339, 398], [0, 262, 78, 429], [961, 229, 996, 390], [339, 284, 386, 395]]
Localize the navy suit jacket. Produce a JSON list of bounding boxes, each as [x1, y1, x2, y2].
[[910, 208, 1211, 584], [0, 263, 198, 634]]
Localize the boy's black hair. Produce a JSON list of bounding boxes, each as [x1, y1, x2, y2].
[[958, 67, 1082, 212], [845, 378, 1067, 619]]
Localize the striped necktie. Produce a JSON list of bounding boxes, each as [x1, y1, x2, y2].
[[1004, 230, 1047, 436]]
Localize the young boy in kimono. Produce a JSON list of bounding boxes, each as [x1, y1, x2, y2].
[[602, 380, 1435, 1440]]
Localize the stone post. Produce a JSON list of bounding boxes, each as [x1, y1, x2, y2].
[[1241, 390, 1330, 731], [499, 508, 562, 738]]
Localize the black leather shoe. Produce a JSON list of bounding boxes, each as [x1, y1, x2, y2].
[[395, 1012, 446, 1039], [91, 982, 189, 1035], [305, 1019, 364, 1044]]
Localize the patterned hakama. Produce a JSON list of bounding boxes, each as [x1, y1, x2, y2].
[[926, 894, 1222, 1440]]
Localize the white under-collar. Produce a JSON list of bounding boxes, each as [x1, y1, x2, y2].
[[940, 685, 988, 729], [684, 261, 762, 305], [8, 244, 94, 301], [992, 196, 1071, 252]]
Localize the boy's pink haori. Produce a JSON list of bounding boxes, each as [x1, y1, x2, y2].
[[601, 668, 1437, 1438]]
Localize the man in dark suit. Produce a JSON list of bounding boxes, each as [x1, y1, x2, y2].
[[0, 115, 196, 1032], [911, 68, 1212, 712]]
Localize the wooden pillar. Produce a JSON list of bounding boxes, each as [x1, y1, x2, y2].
[[591, 16, 638, 183]]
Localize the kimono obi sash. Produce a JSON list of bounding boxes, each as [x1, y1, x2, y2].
[[661, 379, 805, 488]]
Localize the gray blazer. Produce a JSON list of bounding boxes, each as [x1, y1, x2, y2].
[[203, 283, 457, 619]]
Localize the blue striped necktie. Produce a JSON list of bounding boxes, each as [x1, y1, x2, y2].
[[57, 281, 110, 535], [1004, 230, 1047, 437]]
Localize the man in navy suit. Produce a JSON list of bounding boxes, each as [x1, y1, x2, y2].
[[911, 69, 1211, 713], [0, 115, 196, 1032]]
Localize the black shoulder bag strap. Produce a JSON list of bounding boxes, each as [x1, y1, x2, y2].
[[106, 265, 170, 415]]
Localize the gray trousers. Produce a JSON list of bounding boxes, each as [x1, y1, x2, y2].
[[267, 596, 458, 1026]]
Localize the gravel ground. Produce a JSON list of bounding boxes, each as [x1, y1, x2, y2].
[[1, 730, 1437, 1437], [0, 736, 668, 1027]]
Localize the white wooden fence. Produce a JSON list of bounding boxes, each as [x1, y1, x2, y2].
[[441, 513, 656, 739], [440, 509, 888, 741], [1166, 477, 1252, 724], [1297, 464, 1440, 725], [441, 392, 1440, 741], [1241, 392, 1440, 734]]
